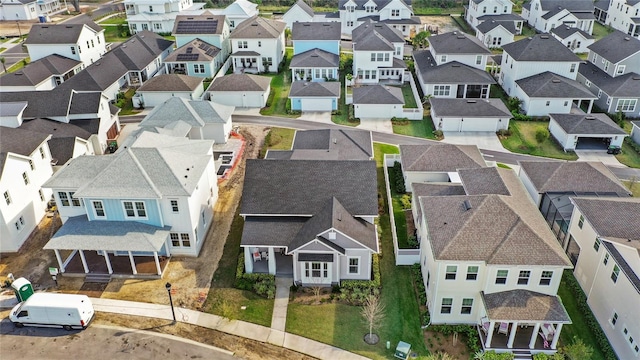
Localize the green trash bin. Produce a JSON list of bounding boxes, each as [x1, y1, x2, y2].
[[11, 277, 34, 302]]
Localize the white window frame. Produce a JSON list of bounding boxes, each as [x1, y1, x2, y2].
[[445, 265, 457, 280], [69, 192, 81, 207], [440, 55, 447, 63], [4, 191, 11, 205], [476, 55, 482, 65], [92, 200, 106, 218], [433, 85, 450, 96], [518, 270, 531, 285], [570, 63, 576, 73], [58, 192, 70, 206], [348, 257, 360, 275], [39, 147, 45, 159], [39, 189, 45, 202], [15, 216, 25, 231], [440, 298, 453, 314], [466, 266, 478, 280], [616, 99, 637, 112], [611, 264, 620, 283], [122, 201, 147, 219], [22, 172, 29, 185], [461, 298, 473, 314], [539, 270, 553, 286], [170, 199, 179, 213], [496, 269, 508, 284]]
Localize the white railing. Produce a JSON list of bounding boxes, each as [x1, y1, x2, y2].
[[403, 70, 424, 120], [402, 108, 423, 120]]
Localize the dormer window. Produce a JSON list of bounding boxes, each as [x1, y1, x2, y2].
[[392, 9, 399, 17]]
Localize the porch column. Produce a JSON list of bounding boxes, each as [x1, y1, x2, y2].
[[268, 247, 276, 275], [485, 321, 495, 348], [153, 252, 162, 276], [244, 247, 254, 273], [529, 322, 541, 349], [54, 249, 66, 273], [79, 250, 89, 274], [464, 84, 468, 98], [103, 251, 113, 274], [128, 251, 137, 275], [551, 324, 563, 349], [507, 321, 518, 348], [292, 253, 298, 282], [587, 99, 593, 113]]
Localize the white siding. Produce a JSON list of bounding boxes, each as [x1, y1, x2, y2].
[[209, 89, 269, 108], [354, 103, 403, 118]]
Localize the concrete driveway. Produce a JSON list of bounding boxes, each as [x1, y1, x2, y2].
[[442, 131, 505, 151], [357, 118, 393, 133], [298, 111, 333, 124], [575, 150, 625, 166]]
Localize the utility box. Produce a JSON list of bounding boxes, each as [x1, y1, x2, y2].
[[394, 341, 411, 360], [11, 277, 34, 302]]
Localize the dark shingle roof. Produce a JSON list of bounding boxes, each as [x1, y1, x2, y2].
[[430, 98, 510, 117], [516, 71, 596, 98], [267, 129, 373, 161], [573, 198, 640, 244], [587, 30, 640, 63], [25, 16, 102, 44], [61, 14, 104, 33], [601, 241, 640, 294], [338, 0, 413, 11], [578, 62, 640, 97], [229, 15, 285, 39], [550, 25, 594, 40], [291, 0, 315, 17], [413, 50, 495, 85], [352, 85, 403, 104], [164, 39, 220, 62], [240, 159, 378, 216], [400, 144, 486, 172], [0, 54, 80, 88], [352, 20, 404, 51], [138, 74, 203, 92], [459, 167, 511, 195], [518, 161, 631, 195], [502, 34, 579, 61], [291, 22, 340, 41], [241, 217, 307, 246], [477, 13, 524, 22], [538, 0, 594, 15], [0, 126, 50, 173], [476, 20, 517, 35], [289, 81, 340, 97], [208, 73, 271, 91], [19, 118, 92, 165], [172, 12, 226, 35], [550, 113, 627, 135], [290, 48, 339, 68], [482, 290, 572, 322], [0, 89, 102, 118], [594, 0, 609, 10], [428, 31, 491, 55]]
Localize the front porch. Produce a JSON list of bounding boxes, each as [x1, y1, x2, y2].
[[478, 321, 562, 354], [231, 52, 261, 74], [291, 68, 338, 82], [244, 247, 293, 277], [61, 249, 170, 278]]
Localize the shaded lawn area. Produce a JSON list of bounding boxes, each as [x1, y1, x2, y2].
[[387, 165, 411, 249], [557, 271, 606, 360], [117, 88, 141, 116], [500, 120, 579, 160], [258, 127, 295, 158], [413, 6, 464, 15], [623, 180, 640, 197], [399, 84, 418, 108], [592, 22, 614, 40], [99, 16, 127, 25], [286, 143, 428, 360], [333, 74, 360, 127], [260, 48, 298, 118], [450, 15, 474, 34], [616, 140, 640, 168], [104, 26, 131, 43], [392, 116, 437, 140]]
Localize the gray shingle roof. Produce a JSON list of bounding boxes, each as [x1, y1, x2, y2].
[[476, 20, 517, 35], [338, 0, 413, 11], [290, 48, 339, 68], [138, 74, 203, 92], [19, 118, 92, 165], [141, 97, 233, 129], [430, 98, 510, 118], [352, 85, 404, 104], [61, 14, 104, 33], [290, 0, 314, 17], [518, 161, 631, 195], [0, 126, 50, 174], [289, 81, 340, 97], [516, 71, 596, 98], [413, 50, 495, 85], [0, 54, 80, 87], [267, 129, 373, 161], [482, 290, 572, 323], [550, 113, 627, 135], [240, 159, 378, 216], [172, 12, 226, 35], [502, 34, 579, 61], [400, 144, 486, 172], [594, 0, 610, 10], [538, 0, 594, 14], [25, 16, 102, 44], [0, 89, 102, 118], [459, 167, 510, 195], [356, 15, 422, 25], [412, 183, 466, 221], [164, 39, 220, 62], [477, 13, 524, 22], [550, 25, 594, 40], [578, 62, 640, 97], [352, 20, 404, 51], [428, 31, 491, 54], [572, 197, 640, 244], [208, 73, 271, 91], [0, 101, 27, 117], [229, 15, 285, 39], [291, 22, 340, 41], [241, 217, 307, 246], [587, 30, 640, 63]]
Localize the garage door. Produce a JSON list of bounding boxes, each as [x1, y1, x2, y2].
[[301, 98, 332, 111], [461, 118, 498, 132], [440, 118, 461, 132]]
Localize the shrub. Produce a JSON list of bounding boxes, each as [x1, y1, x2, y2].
[[511, 109, 532, 121], [234, 254, 276, 299], [561, 337, 593, 360], [411, 264, 427, 307], [264, 89, 275, 107], [535, 128, 549, 143], [400, 194, 412, 209], [496, 128, 511, 137], [479, 350, 515, 359], [393, 161, 406, 194], [407, 235, 419, 249], [340, 255, 381, 305], [429, 324, 482, 355], [432, 130, 444, 139], [624, 137, 640, 154]]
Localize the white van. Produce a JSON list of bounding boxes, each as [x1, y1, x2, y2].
[[9, 293, 95, 330]]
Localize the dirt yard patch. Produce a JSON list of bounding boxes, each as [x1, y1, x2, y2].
[[425, 330, 471, 359], [419, 15, 461, 34]]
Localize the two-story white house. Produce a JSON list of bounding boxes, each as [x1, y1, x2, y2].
[[522, 0, 595, 35], [550, 25, 595, 53], [24, 15, 106, 69], [216, 0, 258, 30], [229, 16, 285, 73], [414, 165, 573, 356], [606, 0, 640, 39], [352, 20, 406, 84], [0, 0, 38, 20], [500, 34, 595, 116], [163, 38, 224, 78], [42, 132, 218, 279], [563, 197, 640, 360], [465, 0, 523, 33], [125, 0, 205, 34], [282, 0, 315, 29], [290, 22, 341, 82], [576, 30, 640, 117], [339, 0, 422, 37], [0, 127, 53, 252], [0, 54, 82, 92], [172, 12, 231, 59]]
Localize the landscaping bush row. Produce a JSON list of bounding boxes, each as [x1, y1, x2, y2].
[[392, 161, 406, 194], [410, 264, 429, 326], [624, 137, 640, 155], [235, 254, 276, 299], [339, 254, 381, 305], [428, 324, 482, 356], [561, 271, 617, 360]]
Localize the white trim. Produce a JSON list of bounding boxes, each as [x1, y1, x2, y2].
[[92, 200, 106, 218], [121, 200, 148, 220], [347, 256, 360, 275]]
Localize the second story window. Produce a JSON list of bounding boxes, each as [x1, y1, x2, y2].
[[539, 271, 553, 286], [466, 266, 478, 280], [604, 253, 609, 265], [476, 55, 482, 65], [518, 270, 531, 285], [170, 200, 179, 213], [445, 265, 457, 280], [238, 41, 248, 49], [93, 201, 105, 217], [578, 215, 584, 228], [149, 5, 153, 11], [495, 269, 508, 284], [440, 55, 447, 63], [58, 192, 69, 206], [570, 63, 576, 73], [22, 172, 29, 185], [70, 192, 81, 207], [594, 237, 601, 251], [4, 191, 11, 205], [71, 46, 76, 55], [29, 160, 35, 170], [391, 9, 399, 16], [611, 265, 619, 283], [123, 201, 147, 218]]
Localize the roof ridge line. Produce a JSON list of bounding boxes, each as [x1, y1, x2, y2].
[[127, 148, 164, 198]]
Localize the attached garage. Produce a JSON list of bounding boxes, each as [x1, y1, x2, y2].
[[289, 81, 340, 112], [207, 74, 271, 108], [430, 98, 511, 132], [548, 113, 627, 151], [352, 85, 404, 119]]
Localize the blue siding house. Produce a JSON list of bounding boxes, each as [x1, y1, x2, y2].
[[289, 81, 340, 112], [291, 22, 341, 82]]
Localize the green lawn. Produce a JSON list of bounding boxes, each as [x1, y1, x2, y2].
[[399, 84, 418, 108], [623, 180, 640, 197], [500, 120, 579, 160], [99, 16, 127, 25], [0, 47, 6, 53], [332, 74, 360, 127], [413, 6, 464, 15], [515, 24, 536, 41], [117, 88, 141, 116], [557, 272, 606, 360], [260, 49, 298, 118], [6, 57, 29, 73], [592, 22, 614, 40], [104, 26, 131, 43], [616, 140, 640, 168], [392, 116, 438, 140], [258, 127, 295, 158], [389, 179, 411, 249]]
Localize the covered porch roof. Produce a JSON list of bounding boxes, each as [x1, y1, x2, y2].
[[481, 290, 571, 324]]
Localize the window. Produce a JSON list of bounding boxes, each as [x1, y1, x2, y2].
[[384, 53, 389, 61], [39, 147, 45, 159], [349, 258, 359, 274], [540, 271, 553, 286], [546, 101, 550, 106], [466, 266, 478, 280], [578, 215, 584, 228], [611, 312, 618, 326], [238, 41, 247, 49], [433, 85, 450, 96], [604, 60, 609, 71], [194, 64, 205, 73], [391, 9, 399, 16], [4, 191, 11, 205], [170, 200, 179, 213], [616, 99, 637, 112], [564, 101, 569, 107], [594, 237, 601, 251], [86, 41, 90, 49], [496, 270, 508, 284], [371, 53, 376, 61], [305, 262, 328, 278], [347, 21, 354, 27], [70, 192, 81, 207], [93, 201, 105, 217], [15, 216, 24, 231], [611, 265, 619, 283], [597, 89, 602, 98], [230, 20, 235, 27], [604, 253, 609, 265], [149, 5, 153, 11], [58, 192, 69, 206], [181, 233, 191, 247], [440, 298, 452, 314], [29, 159, 34, 170], [262, 57, 273, 66], [201, 210, 206, 226], [445, 265, 457, 280], [592, 53, 597, 62], [39, 189, 45, 202], [482, 6, 486, 13], [585, 79, 591, 87], [518, 270, 530, 285], [570, 63, 576, 73], [22, 172, 29, 185], [461, 298, 473, 314], [153, 23, 161, 30], [123, 201, 146, 218], [71, 46, 76, 55], [606, 96, 611, 105], [440, 55, 447, 63], [476, 55, 482, 65]]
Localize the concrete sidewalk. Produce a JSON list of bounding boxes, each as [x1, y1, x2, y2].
[[91, 297, 369, 360]]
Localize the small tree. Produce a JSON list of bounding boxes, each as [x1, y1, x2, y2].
[[0, 57, 6, 73], [535, 128, 549, 143], [561, 337, 593, 360], [412, 30, 431, 49], [361, 294, 385, 344]]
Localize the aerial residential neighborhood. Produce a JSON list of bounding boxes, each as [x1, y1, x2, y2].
[[1, 0, 640, 359]]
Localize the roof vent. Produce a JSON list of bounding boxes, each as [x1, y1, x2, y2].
[[457, 35, 465, 39], [452, 64, 460, 67], [624, 36, 631, 41], [323, 23, 330, 26], [65, 25, 73, 28], [333, 138, 337, 144], [585, 116, 596, 120], [453, 31, 457, 35], [463, 200, 472, 211], [552, 79, 561, 83], [467, 100, 477, 103], [15, 71, 23, 75], [303, 23, 310, 26], [251, 23, 258, 26], [540, 35, 549, 39], [633, 76, 640, 80]]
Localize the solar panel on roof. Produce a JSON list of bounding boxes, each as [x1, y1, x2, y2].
[[175, 20, 219, 34], [176, 54, 200, 61]]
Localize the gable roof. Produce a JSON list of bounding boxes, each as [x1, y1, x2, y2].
[[550, 25, 594, 40], [339, 0, 413, 11], [141, 97, 233, 129], [0, 126, 50, 174], [164, 38, 220, 62], [476, 20, 517, 34], [0, 54, 80, 88], [502, 34, 579, 62], [515, 71, 596, 98], [413, 50, 495, 85], [267, 129, 373, 160], [482, 290, 572, 322], [428, 31, 491, 54], [19, 118, 92, 165], [578, 62, 640, 97], [229, 15, 285, 39], [25, 17, 102, 44], [352, 20, 404, 51], [537, 0, 594, 15], [352, 85, 404, 104], [61, 14, 104, 32], [458, 167, 511, 196], [289, 0, 314, 17], [290, 48, 339, 68], [240, 159, 378, 216], [587, 30, 640, 63], [289, 81, 340, 97], [292, 22, 340, 41], [172, 12, 226, 35], [550, 113, 627, 135], [430, 98, 510, 118], [208, 73, 271, 91], [400, 144, 486, 172], [572, 197, 640, 245], [601, 241, 640, 294], [0, 89, 103, 118], [138, 74, 203, 92], [518, 161, 631, 195]]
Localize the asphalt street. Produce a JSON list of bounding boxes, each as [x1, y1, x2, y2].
[[0, 42, 28, 71]]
